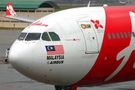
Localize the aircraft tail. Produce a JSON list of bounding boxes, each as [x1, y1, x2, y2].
[[6, 3, 17, 16], [5, 2, 35, 23]]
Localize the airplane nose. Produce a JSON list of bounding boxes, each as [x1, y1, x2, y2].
[[8, 42, 33, 70], [8, 52, 18, 64]]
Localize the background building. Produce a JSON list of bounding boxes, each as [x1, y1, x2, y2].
[[126, 0, 135, 5], [54, 0, 119, 4], [0, 0, 59, 29]]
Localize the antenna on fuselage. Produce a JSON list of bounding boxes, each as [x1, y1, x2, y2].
[[103, 4, 108, 7], [87, 1, 91, 7]]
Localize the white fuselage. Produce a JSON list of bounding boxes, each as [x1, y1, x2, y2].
[[8, 5, 135, 87], [9, 7, 105, 85]]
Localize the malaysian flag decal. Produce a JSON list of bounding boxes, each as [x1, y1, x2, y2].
[[45, 45, 64, 55]]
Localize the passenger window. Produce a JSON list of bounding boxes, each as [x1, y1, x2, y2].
[[42, 32, 51, 41], [112, 33, 116, 39], [25, 33, 41, 41], [120, 32, 124, 38], [107, 33, 111, 39], [49, 32, 60, 41], [116, 32, 120, 39], [124, 32, 128, 38], [18, 33, 27, 40]]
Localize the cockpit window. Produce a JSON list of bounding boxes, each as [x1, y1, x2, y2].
[[49, 32, 60, 41], [25, 33, 41, 41], [42, 32, 51, 41], [17, 33, 27, 40], [42, 32, 60, 41]]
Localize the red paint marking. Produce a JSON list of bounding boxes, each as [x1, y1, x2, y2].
[[9, 85, 22, 88], [90, 20, 103, 29], [71, 86, 77, 90], [29, 21, 48, 27], [74, 6, 135, 86], [6, 3, 16, 16], [73, 38, 76, 41]]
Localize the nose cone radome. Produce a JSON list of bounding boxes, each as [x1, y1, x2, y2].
[[8, 52, 18, 64], [8, 42, 33, 70]]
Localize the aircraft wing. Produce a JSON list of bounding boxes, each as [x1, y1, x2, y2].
[[5, 16, 36, 23], [5, 3, 36, 23]]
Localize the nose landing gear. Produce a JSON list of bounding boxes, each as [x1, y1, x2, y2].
[[55, 86, 76, 90], [0, 48, 10, 64]]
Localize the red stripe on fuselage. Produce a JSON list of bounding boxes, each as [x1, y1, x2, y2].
[[74, 6, 135, 86]]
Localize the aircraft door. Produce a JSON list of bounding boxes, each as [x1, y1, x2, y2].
[[78, 22, 99, 54]]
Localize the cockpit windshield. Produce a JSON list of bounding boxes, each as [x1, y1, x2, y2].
[[17, 33, 27, 40], [25, 33, 41, 41]]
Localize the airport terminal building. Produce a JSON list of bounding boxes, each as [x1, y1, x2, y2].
[[0, 0, 59, 29], [126, 0, 135, 5]]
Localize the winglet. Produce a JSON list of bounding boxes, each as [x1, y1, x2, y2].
[[6, 3, 17, 16]]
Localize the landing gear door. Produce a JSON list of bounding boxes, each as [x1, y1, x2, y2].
[[78, 22, 99, 54]]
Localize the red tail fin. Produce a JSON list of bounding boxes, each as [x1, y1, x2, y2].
[[6, 3, 17, 16]]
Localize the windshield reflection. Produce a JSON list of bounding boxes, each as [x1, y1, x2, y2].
[[18, 33, 27, 40], [25, 33, 41, 41]]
